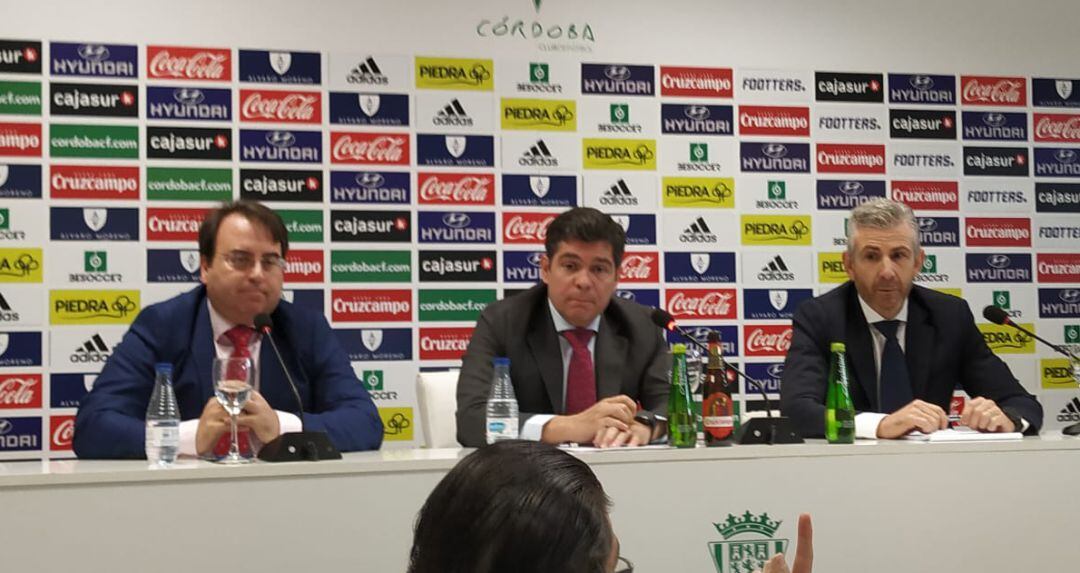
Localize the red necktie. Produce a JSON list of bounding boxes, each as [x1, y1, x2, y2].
[[214, 326, 254, 457], [563, 328, 596, 415]]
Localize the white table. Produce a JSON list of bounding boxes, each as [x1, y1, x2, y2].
[[1, 437, 1078, 572]]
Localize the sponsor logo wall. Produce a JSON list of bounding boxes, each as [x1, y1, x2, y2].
[[1, 37, 1077, 457]]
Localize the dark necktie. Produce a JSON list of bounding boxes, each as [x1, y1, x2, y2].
[[562, 328, 596, 415], [874, 320, 913, 413], [214, 326, 254, 457]]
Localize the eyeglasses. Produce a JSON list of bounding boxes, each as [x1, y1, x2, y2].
[[220, 250, 285, 272], [615, 556, 634, 573]]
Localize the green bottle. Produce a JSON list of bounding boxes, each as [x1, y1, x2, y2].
[[825, 341, 856, 444], [668, 343, 697, 448]]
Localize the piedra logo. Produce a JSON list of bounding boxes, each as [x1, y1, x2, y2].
[[50, 290, 139, 324], [708, 511, 788, 573]]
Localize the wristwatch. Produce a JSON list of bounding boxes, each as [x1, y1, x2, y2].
[[633, 410, 657, 429]]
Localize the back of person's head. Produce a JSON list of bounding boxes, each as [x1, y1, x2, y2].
[[408, 440, 614, 573], [545, 207, 626, 266]]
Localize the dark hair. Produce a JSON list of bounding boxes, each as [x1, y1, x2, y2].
[[197, 200, 289, 261], [545, 207, 626, 266], [408, 441, 613, 573]]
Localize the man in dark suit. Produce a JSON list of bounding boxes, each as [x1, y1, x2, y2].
[[74, 201, 383, 458], [456, 207, 670, 448], [781, 198, 1042, 439]]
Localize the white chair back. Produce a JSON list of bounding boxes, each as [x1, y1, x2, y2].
[[416, 369, 460, 448]]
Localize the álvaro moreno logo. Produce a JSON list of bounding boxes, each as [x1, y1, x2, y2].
[[708, 511, 789, 573]]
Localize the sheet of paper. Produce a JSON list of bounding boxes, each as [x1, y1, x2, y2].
[[903, 426, 1022, 442]]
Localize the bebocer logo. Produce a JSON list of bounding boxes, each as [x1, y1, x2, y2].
[[69, 250, 123, 283], [415, 57, 493, 90], [738, 105, 810, 137], [418, 250, 497, 282], [0, 40, 42, 74], [817, 179, 886, 210], [662, 177, 735, 208], [816, 143, 886, 174], [50, 165, 139, 200], [661, 104, 733, 135], [238, 49, 321, 84], [331, 289, 412, 322], [889, 109, 956, 140], [582, 138, 656, 170], [963, 147, 1028, 177], [50, 42, 137, 78], [330, 170, 410, 204], [581, 63, 655, 96], [50, 83, 137, 118], [330, 210, 410, 243], [146, 86, 231, 121], [501, 98, 576, 131], [965, 253, 1032, 283], [240, 129, 321, 163], [965, 218, 1031, 247], [240, 89, 321, 124], [50, 290, 139, 325], [147, 126, 231, 160], [891, 180, 959, 211], [815, 71, 883, 103], [741, 215, 812, 245], [240, 169, 322, 202], [146, 208, 208, 241], [1034, 147, 1080, 178], [739, 142, 810, 173], [916, 217, 960, 247], [147, 45, 231, 81]]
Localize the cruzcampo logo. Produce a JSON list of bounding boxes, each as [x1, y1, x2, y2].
[[330, 250, 411, 283], [84, 251, 107, 273], [530, 62, 549, 83], [993, 290, 1011, 310], [50, 124, 138, 159], [501, 98, 576, 131], [768, 180, 786, 200], [379, 407, 413, 441], [709, 511, 788, 573], [50, 289, 140, 325], [146, 167, 232, 201], [362, 369, 384, 391], [0, 81, 42, 115], [690, 142, 708, 163], [415, 57, 494, 91], [1040, 358, 1075, 390], [818, 252, 846, 284], [610, 103, 629, 124], [0, 248, 43, 283], [418, 288, 496, 321], [279, 210, 324, 243]]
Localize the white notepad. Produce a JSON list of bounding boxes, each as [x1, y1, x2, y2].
[[903, 426, 1023, 442]]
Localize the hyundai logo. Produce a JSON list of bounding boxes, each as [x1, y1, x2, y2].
[[266, 131, 296, 148], [0, 420, 11, 435], [983, 113, 1006, 127], [527, 252, 543, 267], [356, 172, 385, 188], [918, 218, 938, 232], [442, 212, 471, 228], [689, 327, 712, 341], [615, 290, 636, 301], [1055, 149, 1077, 164], [987, 254, 1011, 269], [604, 65, 631, 81], [766, 363, 785, 378], [762, 143, 788, 159], [78, 44, 110, 62], [910, 75, 934, 91], [838, 181, 864, 196], [173, 88, 205, 106], [1061, 289, 1080, 304], [684, 105, 710, 121]]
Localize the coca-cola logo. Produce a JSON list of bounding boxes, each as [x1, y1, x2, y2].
[[418, 173, 493, 204], [52, 418, 75, 448], [504, 214, 555, 242], [619, 253, 657, 282], [148, 47, 229, 80], [962, 77, 1025, 106], [666, 291, 735, 319], [331, 133, 408, 164], [0, 375, 40, 407], [241, 90, 320, 123], [745, 327, 793, 354], [1034, 114, 1080, 142]]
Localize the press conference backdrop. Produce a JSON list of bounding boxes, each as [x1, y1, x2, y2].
[[0, 0, 1078, 458]]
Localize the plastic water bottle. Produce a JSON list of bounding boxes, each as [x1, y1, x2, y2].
[[145, 363, 180, 466], [485, 357, 519, 444]]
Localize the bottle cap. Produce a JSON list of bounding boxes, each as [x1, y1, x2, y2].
[[154, 362, 172, 373], [671, 343, 687, 354], [830, 342, 846, 353], [492, 357, 510, 367]]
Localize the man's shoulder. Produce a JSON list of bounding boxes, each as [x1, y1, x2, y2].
[[605, 294, 656, 333], [797, 282, 852, 318], [910, 285, 973, 320]]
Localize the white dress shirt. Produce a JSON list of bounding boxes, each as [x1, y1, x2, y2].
[[852, 296, 908, 439]]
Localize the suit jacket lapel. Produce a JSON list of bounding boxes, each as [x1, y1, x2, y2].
[[527, 301, 565, 413], [844, 286, 879, 411], [595, 315, 627, 399], [905, 291, 934, 400], [191, 301, 216, 402]]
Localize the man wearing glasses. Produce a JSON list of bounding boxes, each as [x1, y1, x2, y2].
[[74, 201, 383, 459], [456, 207, 671, 448]]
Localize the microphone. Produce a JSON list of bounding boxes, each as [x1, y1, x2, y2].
[[253, 313, 342, 462], [650, 308, 803, 445], [983, 306, 1080, 361]]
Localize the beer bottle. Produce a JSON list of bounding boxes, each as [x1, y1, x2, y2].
[[826, 341, 856, 443], [668, 343, 696, 448], [703, 332, 735, 446]]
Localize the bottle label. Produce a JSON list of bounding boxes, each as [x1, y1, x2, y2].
[[486, 418, 519, 440], [145, 426, 178, 448], [703, 416, 734, 428]]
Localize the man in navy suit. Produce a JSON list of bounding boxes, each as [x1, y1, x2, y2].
[[74, 201, 383, 458], [780, 198, 1042, 439]]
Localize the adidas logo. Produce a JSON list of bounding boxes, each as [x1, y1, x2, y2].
[[347, 56, 389, 85], [757, 254, 796, 282], [599, 179, 637, 206], [0, 293, 17, 321], [71, 333, 111, 363], [519, 139, 558, 168], [679, 217, 717, 244], [1058, 397, 1080, 423], [433, 98, 473, 127]]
